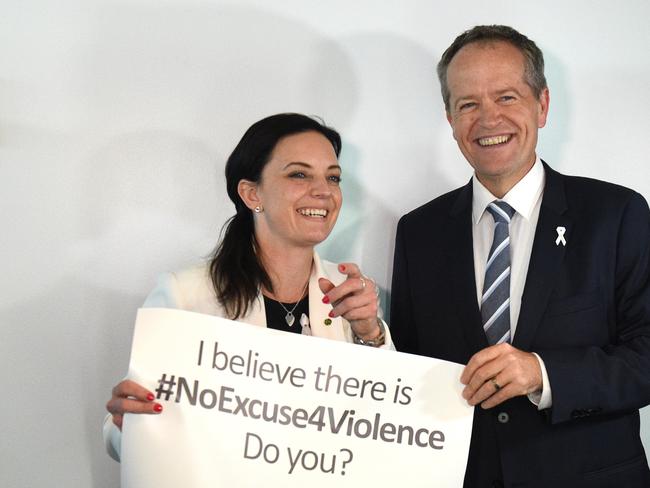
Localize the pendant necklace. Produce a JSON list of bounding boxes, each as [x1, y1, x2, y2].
[[276, 282, 309, 327]]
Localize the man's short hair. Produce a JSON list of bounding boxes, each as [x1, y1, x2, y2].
[[437, 25, 548, 111]]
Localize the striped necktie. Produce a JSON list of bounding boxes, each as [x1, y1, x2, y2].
[[481, 201, 516, 345]]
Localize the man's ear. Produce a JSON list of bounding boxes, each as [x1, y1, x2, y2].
[[537, 87, 550, 128], [237, 179, 261, 210], [446, 111, 458, 141]]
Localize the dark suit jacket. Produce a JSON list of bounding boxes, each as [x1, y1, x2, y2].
[[390, 163, 650, 487]]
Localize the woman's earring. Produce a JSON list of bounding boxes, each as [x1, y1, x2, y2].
[[254, 205, 263, 213]]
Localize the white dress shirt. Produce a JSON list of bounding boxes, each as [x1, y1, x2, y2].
[[471, 157, 552, 409]]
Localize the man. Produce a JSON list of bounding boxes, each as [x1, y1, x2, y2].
[[390, 25, 650, 487]]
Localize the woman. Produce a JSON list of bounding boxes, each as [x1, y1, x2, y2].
[[104, 113, 392, 461]]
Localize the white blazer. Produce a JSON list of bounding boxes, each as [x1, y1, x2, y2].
[[104, 251, 393, 461]]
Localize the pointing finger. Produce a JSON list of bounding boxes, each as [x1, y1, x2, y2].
[[318, 278, 335, 296], [337, 262, 361, 279]]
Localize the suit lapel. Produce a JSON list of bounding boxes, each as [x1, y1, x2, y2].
[[448, 182, 488, 354], [513, 163, 572, 350]]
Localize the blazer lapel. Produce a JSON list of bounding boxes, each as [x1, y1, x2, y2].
[[308, 252, 347, 341], [513, 163, 572, 350], [448, 181, 488, 354], [241, 252, 346, 340]]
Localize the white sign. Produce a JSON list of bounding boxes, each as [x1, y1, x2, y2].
[[122, 308, 473, 487]]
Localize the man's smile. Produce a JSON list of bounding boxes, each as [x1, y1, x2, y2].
[[477, 134, 512, 147]]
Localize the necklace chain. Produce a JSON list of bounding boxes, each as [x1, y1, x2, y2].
[[275, 281, 309, 327]]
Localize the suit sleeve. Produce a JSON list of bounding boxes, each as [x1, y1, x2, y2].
[[541, 192, 650, 423], [390, 216, 420, 354]]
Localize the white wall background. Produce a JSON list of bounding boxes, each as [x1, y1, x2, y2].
[[1, 1, 649, 486]]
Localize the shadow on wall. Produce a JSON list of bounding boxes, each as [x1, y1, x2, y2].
[[0, 277, 139, 487], [78, 130, 225, 296], [537, 49, 571, 171], [320, 31, 451, 314], [80, 5, 359, 487], [82, 3, 359, 147], [78, 2, 362, 295]]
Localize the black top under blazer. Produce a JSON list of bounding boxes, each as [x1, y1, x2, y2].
[[390, 162, 650, 487]]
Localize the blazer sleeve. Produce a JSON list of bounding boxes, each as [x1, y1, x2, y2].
[[541, 191, 650, 423], [103, 413, 122, 462], [141, 272, 183, 308], [103, 272, 183, 462], [389, 215, 420, 354]]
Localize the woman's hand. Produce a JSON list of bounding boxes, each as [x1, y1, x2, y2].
[[319, 262, 382, 341], [106, 379, 162, 430]]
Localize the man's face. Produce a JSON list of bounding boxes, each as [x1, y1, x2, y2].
[[445, 41, 549, 196]]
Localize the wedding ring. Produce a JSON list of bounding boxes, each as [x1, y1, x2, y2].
[[490, 377, 502, 392]]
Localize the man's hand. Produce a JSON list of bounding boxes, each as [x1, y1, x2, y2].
[[460, 343, 542, 409]]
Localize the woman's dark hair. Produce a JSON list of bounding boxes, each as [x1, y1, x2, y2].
[[209, 113, 342, 319]]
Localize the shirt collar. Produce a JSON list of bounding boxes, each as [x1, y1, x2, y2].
[[472, 156, 545, 224]]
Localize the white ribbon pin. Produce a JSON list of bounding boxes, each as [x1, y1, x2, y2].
[[555, 226, 567, 246]]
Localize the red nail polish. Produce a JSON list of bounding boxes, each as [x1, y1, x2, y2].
[[328, 310, 335, 318], [146, 393, 154, 401], [322, 295, 330, 304], [153, 403, 163, 413], [339, 265, 346, 271]]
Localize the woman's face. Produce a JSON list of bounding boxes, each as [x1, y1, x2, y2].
[[250, 131, 342, 250]]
